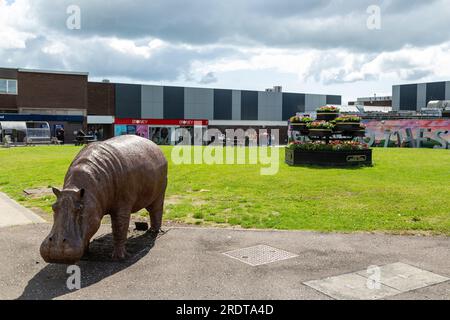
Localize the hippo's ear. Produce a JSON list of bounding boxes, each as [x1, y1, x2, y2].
[[77, 188, 85, 200], [52, 187, 61, 198]]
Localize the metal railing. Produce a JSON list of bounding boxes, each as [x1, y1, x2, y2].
[[25, 128, 51, 144]]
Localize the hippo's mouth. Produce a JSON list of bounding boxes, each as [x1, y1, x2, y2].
[[40, 242, 85, 265]]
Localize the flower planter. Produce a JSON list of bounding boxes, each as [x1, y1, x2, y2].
[[285, 148, 372, 167], [352, 129, 367, 137], [316, 112, 339, 121], [307, 129, 333, 137], [290, 123, 310, 134], [334, 122, 361, 132]]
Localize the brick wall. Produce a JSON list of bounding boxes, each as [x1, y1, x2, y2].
[[17, 71, 88, 110], [87, 82, 115, 115]]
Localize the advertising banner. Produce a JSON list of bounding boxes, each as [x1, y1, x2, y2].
[[114, 125, 127, 136], [136, 125, 149, 139]]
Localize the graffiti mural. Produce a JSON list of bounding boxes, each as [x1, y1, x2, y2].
[[362, 119, 450, 149]]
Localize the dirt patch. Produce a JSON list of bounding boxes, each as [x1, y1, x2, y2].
[[192, 199, 208, 206], [165, 195, 185, 205], [166, 194, 209, 207], [23, 188, 54, 199]]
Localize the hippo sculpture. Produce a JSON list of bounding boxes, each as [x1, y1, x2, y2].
[[40, 135, 168, 264]]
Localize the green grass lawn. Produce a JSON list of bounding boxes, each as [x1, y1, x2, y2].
[[0, 146, 449, 235]]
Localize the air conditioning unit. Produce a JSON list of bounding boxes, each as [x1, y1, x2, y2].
[[266, 86, 282, 93], [273, 86, 282, 93], [427, 100, 450, 110]]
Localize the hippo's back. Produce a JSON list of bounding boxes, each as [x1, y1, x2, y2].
[[103, 135, 167, 167], [68, 135, 168, 211]]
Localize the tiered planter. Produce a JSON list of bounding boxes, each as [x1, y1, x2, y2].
[[290, 123, 309, 134], [286, 108, 372, 167], [308, 129, 333, 137], [334, 122, 360, 132], [316, 112, 339, 122], [285, 148, 372, 167]]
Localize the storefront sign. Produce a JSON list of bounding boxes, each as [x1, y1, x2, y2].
[[115, 118, 209, 126]]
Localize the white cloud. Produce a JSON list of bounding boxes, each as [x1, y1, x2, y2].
[[0, 0, 37, 49], [0, 0, 449, 104], [108, 38, 168, 59]]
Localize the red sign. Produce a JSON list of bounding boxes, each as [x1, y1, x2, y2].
[[115, 118, 209, 126]]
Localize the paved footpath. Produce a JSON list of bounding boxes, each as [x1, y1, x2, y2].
[[0, 192, 448, 300], [0, 221, 449, 300], [0, 192, 45, 228]]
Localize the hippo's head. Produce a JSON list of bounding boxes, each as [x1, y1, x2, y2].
[[40, 187, 94, 264]]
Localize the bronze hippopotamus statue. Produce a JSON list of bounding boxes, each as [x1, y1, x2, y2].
[[40, 135, 168, 264]]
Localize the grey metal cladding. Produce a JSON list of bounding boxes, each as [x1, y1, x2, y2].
[[282, 93, 305, 120], [184, 87, 214, 120], [258, 91, 282, 121], [417, 83, 427, 109], [426, 82, 446, 105], [305, 94, 327, 113], [392, 85, 400, 110], [399, 84, 418, 111], [326, 95, 341, 105], [141, 85, 163, 119], [232, 90, 242, 120], [241, 90, 258, 120], [214, 89, 232, 120], [446, 82, 450, 100], [115, 83, 142, 118], [163, 86, 184, 119]]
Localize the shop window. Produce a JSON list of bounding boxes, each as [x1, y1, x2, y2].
[[8, 80, 17, 94], [0, 79, 18, 95]]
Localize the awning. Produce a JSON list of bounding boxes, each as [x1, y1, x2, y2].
[[87, 115, 115, 124], [0, 121, 27, 132]]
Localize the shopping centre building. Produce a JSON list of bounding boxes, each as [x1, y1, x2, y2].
[[392, 81, 450, 111], [0, 67, 341, 144]]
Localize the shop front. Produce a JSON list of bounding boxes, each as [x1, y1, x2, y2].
[[0, 113, 84, 143], [87, 115, 115, 141], [114, 118, 209, 145]]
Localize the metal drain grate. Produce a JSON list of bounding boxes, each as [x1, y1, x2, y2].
[[223, 245, 298, 266]]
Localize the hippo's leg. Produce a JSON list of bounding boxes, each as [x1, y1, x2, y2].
[[147, 190, 166, 233], [111, 209, 131, 260]]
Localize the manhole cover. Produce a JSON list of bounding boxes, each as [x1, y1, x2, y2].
[[223, 245, 298, 266]]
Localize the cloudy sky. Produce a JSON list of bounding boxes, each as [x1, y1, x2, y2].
[[1, 0, 450, 103]]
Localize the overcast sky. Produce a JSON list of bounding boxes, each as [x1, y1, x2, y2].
[[1, 0, 450, 103]]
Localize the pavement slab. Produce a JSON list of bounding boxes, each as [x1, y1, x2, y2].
[[356, 262, 449, 292], [0, 224, 448, 300], [304, 262, 448, 300], [304, 272, 401, 300], [0, 192, 45, 228]]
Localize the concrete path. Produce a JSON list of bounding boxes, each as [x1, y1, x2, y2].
[[0, 223, 448, 300], [0, 192, 45, 228]]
